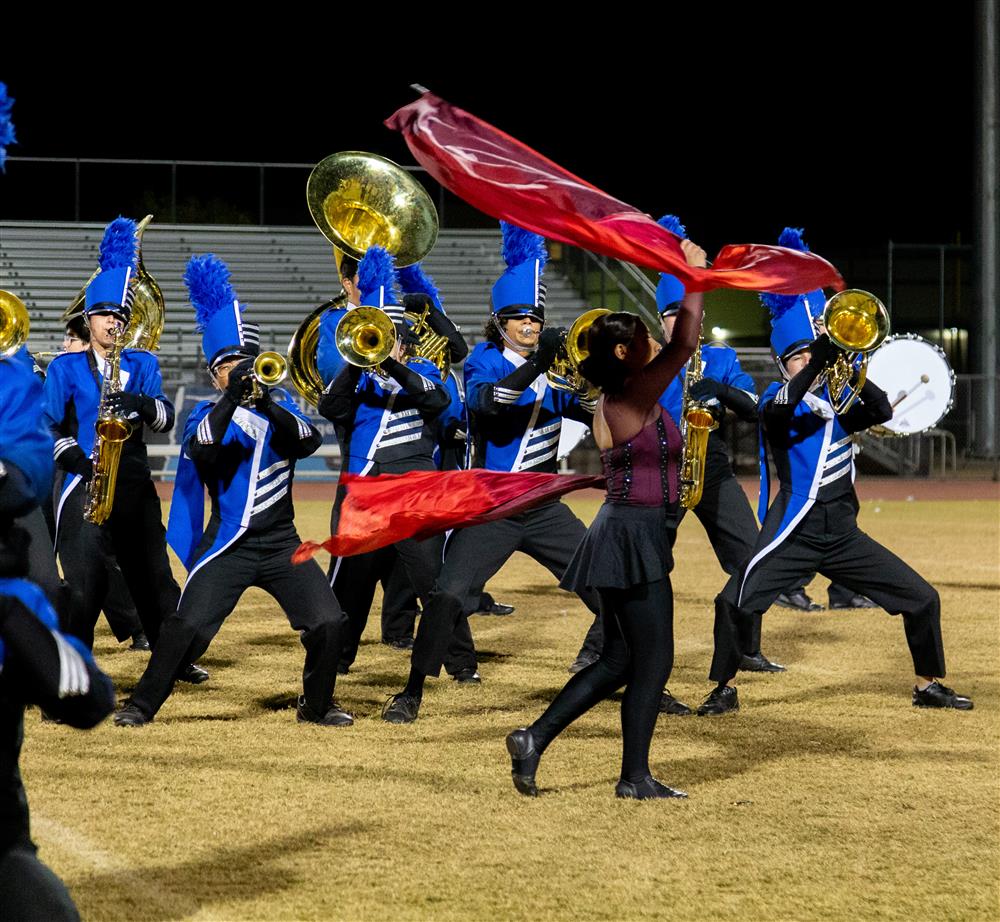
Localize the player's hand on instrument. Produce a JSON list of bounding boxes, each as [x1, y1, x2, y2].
[[533, 327, 563, 371], [681, 239, 707, 269], [808, 333, 842, 367], [225, 358, 255, 399], [689, 378, 724, 401], [70, 454, 94, 482], [107, 391, 144, 419]]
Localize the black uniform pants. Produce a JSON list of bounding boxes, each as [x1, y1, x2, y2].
[[0, 845, 80, 922], [330, 533, 443, 668], [710, 494, 946, 683], [415, 502, 601, 677], [57, 478, 178, 650], [131, 524, 347, 718]]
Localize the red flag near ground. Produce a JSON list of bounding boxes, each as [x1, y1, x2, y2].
[[386, 92, 844, 296], [293, 470, 603, 562]]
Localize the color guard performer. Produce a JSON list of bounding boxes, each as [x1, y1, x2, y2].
[[700, 234, 972, 715], [115, 255, 351, 727]]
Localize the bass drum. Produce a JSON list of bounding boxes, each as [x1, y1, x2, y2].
[[867, 334, 955, 436]]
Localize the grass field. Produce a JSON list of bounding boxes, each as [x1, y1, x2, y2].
[[19, 496, 1000, 922]]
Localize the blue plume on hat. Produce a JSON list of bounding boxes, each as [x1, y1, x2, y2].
[[98, 217, 138, 273], [398, 263, 440, 307], [657, 214, 687, 238], [0, 83, 15, 172], [358, 245, 399, 307], [778, 226, 809, 252], [500, 221, 548, 272], [184, 254, 239, 331], [760, 227, 819, 318]]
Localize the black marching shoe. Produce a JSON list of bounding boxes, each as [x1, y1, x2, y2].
[[739, 651, 787, 673], [912, 681, 974, 711], [775, 590, 823, 612], [128, 631, 150, 652], [615, 776, 688, 800], [178, 663, 210, 684], [505, 728, 540, 797], [568, 650, 600, 674], [659, 689, 693, 716], [114, 700, 152, 727], [296, 696, 354, 726], [452, 668, 482, 685], [476, 600, 515, 616], [697, 685, 739, 716], [382, 693, 421, 724], [383, 636, 415, 651], [830, 594, 879, 610]]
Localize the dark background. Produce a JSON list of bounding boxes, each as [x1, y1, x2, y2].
[[0, 9, 976, 250]]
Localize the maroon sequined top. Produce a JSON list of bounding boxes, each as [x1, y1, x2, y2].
[[601, 407, 682, 507]]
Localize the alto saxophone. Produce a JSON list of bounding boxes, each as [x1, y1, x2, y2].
[[678, 329, 719, 510], [84, 326, 133, 525]]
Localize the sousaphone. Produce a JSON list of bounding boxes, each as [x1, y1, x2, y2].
[[290, 152, 439, 405]]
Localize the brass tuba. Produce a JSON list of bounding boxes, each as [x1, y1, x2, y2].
[[0, 290, 30, 358], [286, 297, 345, 408], [820, 289, 890, 413], [678, 329, 718, 510], [64, 214, 166, 351], [306, 152, 438, 267], [288, 152, 440, 404], [547, 308, 611, 399]]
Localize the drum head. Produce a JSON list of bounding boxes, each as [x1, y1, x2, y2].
[[867, 334, 955, 435]]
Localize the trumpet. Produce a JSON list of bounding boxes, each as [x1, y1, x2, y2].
[[0, 290, 30, 359], [335, 307, 396, 370], [547, 308, 611, 399], [820, 289, 890, 413], [248, 351, 288, 401]]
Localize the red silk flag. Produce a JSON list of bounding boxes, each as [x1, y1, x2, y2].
[[293, 470, 603, 562], [386, 92, 844, 296]]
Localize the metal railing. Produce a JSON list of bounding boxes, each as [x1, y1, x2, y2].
[[557, 244, 658, 327]]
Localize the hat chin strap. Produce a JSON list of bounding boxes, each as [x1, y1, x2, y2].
[[492, 313, 542, 353]]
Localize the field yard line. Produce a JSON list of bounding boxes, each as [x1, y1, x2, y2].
[[32, 815, 191, 918]]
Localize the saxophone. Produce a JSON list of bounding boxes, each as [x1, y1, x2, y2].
[[84, 325, 133, 524], [678, 329, 719, 510]]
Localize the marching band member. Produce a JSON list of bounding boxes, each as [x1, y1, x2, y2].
[[700, 230, 972, 715], [116, 255, 351, 727], [505, 237, 707, 800], [379, 223, 601, 724], [41, 218, 199, 680], [318, 248, 451, 676], [0, 519, 115, 921], [316, 253, 361, 387]]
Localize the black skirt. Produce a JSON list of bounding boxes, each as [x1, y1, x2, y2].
[[560, 501, 678, 592]]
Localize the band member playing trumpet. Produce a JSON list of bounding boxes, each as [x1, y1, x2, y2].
[[700, 236, 972, 715], [41, 218, 195, 679], [318, 248, 452, 677], [115, 255, 351, 727], [379, 224, 601, 723]]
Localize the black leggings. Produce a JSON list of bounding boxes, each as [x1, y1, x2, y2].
[[529, 577, 674, 784]]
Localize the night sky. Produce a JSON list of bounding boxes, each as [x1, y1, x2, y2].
[[0, 8, 979, 258]]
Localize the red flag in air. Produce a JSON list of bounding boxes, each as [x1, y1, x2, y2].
[[386, 92, 844, 296], [292, 470, 603, 562]]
